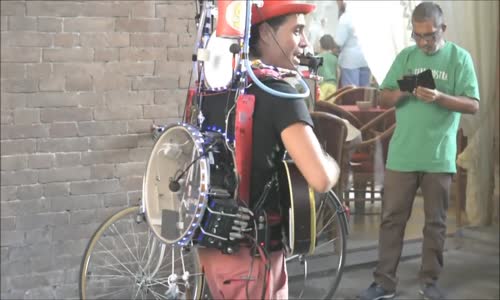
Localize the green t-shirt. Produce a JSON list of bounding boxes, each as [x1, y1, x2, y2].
[[380, 41, 480, 173], [318, 52, 338, 83]]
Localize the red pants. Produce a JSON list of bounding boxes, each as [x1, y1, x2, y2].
[[198, 247, 288, 299]]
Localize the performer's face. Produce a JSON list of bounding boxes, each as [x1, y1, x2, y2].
[[261, 14, 309, 70]]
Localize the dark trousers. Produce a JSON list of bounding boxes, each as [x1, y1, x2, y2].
[[373, 169, 452, 291]]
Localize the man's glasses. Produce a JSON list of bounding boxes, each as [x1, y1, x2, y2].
[[411, 29, 441, 42]]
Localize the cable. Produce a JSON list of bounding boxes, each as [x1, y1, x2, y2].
[[253, 177, 276, 212], [242, 4, 311, 99], [168, 141, 217, 192]]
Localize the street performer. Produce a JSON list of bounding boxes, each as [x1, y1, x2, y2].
[[197, 1, 340, 299]]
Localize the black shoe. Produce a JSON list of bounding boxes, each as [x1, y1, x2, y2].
[[359, 282, 395, 300], [419, 283, 446, 300]]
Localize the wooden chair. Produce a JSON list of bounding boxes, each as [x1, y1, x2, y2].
[[322, 85, 356, 103], [314, 101, 396, 213], [310, 111, 348, 202], [314, 100, 363, 129], [332, 87, 379, 106], [345, 108, 396, 213]]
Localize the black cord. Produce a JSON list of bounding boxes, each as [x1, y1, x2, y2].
[[253, 177, 276, 212], [244, 220, 271, 300], [254, 6, 305, 76], [169, 141, 217, 191], [259, 213, 271, 300]]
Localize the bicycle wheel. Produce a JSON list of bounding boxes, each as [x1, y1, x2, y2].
[[80, 206, 205, 300], [286, 191, 348, 299]]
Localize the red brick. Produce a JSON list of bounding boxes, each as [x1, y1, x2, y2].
[[1, 1, 26, 16], [80, 2, 129, 17], [37, 17, 62, 32], [115, 18, 164, 32], [119, 48, 166, 61], [93, 48, 119, 62], [130, 33, 177, 47], [40, 107, 92, 123], [104, 62, 154, 76], [26, 1, 82, 17], [13, 109, 40, 125], [1, 47, 41, 63], [26, 92, 79, 108], [8, 16, 37, 31], [64, 18, 115, 32], [65, 75, 93, 92], [2, 32, 52, 47], [26, 63, 52, 79], [53, 33, 79, 48], [132, 76, 178, 90], [167, 47, 192, 62], [157, 3, 196, 19], [79, 33, 129, 48], [93, 105, 142, 121], [1, 79, 38, 93], [94, 73, 130, 92], [130, 2, 155, 18], [39, 77, 65, 92], [43, 48, 93, 62], [104, 91, 154, 106], [1, 63, 25, 79]]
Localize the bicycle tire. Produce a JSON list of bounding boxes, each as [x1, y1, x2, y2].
[[286, 190, 348, 299], [79, 206, 205, 300]]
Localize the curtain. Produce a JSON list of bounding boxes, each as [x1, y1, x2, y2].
[[439, 0, 499, 226]]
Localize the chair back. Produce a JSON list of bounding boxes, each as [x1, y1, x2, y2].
[[314, 100, 363, 129], [310, 111, 348, 198], [322, 84, 356, 103], [310, 112, 347, 163], [334, 87, 379, 106]]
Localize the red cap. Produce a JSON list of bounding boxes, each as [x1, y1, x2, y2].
[[252, 0, 316, 25]]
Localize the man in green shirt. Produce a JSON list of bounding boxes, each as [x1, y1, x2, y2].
[[359, 3, 479, 300]]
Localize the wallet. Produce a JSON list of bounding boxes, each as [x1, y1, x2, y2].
[[397, 69, 436, 93]]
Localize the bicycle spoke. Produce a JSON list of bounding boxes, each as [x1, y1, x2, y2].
[[286, 193, 347, 299], [81, 206, 204, 300]]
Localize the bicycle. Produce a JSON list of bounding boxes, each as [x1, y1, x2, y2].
[[79, 186, 348, 299]]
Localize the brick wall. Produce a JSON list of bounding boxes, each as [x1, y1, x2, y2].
[[0, 1, 195, 298]]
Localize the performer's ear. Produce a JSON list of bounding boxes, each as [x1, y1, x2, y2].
[[259, 22, 274, 46]]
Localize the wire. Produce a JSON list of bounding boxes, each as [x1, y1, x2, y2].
[[243, 5, 310, 99], [171, 141, 217, 184], [254, 8, 305, 77], [253, 177, 276, 212], [245, 213, 272, 300]]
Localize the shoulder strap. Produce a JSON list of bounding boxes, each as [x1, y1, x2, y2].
[[236, 60, 298, 205], [235, 94, 255, 205]]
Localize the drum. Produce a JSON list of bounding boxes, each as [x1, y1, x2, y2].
[[203, 32, 239, 90], [143, 123, 237, 247]]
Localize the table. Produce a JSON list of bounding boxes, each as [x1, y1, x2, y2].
[[337, 105, 393, 125]]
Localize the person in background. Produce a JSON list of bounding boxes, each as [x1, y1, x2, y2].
[[317, 34, 339, 100], [306, 16, 327, 54], [359, 2, 479, 300], [198, 1, 340, 299], [335, 0, 371, 88]]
